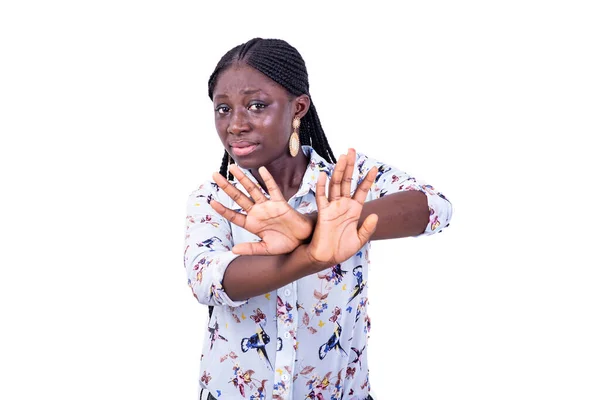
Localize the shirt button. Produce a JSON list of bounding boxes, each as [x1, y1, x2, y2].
[[284, 332, 291, 339], [282, 374, 289, 382], [284, 289, 291, 297]]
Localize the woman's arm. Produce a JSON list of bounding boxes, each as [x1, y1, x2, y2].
[[184, 183, 247, 307], [222, 245, 321, 301], [356, 150, 452, 239], [305, 150, 452, 241], [303, 187, 429, 240], [304, 191, 431, 240], [359, 190, 430, 239]]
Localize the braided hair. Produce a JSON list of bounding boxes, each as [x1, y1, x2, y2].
[[208, 38, 336, 180]]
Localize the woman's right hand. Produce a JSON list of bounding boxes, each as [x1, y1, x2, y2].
[[306, 149, 379, 267], [210, 164, 315, 256]]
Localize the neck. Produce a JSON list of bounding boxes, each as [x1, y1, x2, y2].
[[250, 151, 309, 201]]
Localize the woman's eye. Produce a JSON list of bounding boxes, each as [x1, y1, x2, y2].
[[215, 105, 230, 114], [248, 103, 266, 111]]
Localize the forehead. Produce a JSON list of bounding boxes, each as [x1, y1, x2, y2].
[[213, 64, 288, 99]]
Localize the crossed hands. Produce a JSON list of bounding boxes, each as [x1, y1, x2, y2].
[[210, 149, 379, 267]]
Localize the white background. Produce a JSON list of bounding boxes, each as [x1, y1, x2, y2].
[[1, 1, 599, 399]]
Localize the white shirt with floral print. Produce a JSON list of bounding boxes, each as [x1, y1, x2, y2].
[[184, 146, 452, 400]]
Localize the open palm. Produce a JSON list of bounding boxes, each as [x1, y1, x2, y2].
[[307, 149, 379, 266], [210, 164, 313, 256]]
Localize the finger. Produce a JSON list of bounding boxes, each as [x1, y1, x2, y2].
[[212, 172, 255, 211], [315, 171, 329, 210], [229, 164, 267, 204], [258, 167, 285, 202], [232, 241, 270, 256], [329, 154, 347, 201], [352, 166, 378, 205], [341, 148, 356, 198], [210, 200, 247, 228], [357, 213, 379, 246]]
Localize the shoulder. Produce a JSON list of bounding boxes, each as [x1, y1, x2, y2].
[[352, 151, 395, 174]]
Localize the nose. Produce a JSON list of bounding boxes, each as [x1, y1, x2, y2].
[[227, 108, 250, 135]]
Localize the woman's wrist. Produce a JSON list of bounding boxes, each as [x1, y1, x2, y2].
[[302, 211, 318, 244], [297, 243, 330, 275]]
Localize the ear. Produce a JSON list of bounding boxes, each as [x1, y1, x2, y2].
[[292, 94, 311, 119]]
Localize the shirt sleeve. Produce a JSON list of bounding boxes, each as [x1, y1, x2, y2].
[[183, 181, 248, 307], [355, 153, 453, 236]]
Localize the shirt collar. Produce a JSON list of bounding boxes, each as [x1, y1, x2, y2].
[[296, 146, 333, 198]]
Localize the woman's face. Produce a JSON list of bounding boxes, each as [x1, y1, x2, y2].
[[212, 64, 296, 170]]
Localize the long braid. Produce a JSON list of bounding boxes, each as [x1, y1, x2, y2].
[[219, 151, 233, 181], [209, 38, 336, 181]]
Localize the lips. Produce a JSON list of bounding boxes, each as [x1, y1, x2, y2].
[[230, 141, 258, 157]]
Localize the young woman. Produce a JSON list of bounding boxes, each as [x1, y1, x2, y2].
[[184, 38, 452, 400]]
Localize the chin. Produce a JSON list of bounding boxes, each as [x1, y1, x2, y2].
[[232, 155, 263, 171]]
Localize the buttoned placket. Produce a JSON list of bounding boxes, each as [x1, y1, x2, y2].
[[271, 195, 305, 399], [235, 151, 319, 399]]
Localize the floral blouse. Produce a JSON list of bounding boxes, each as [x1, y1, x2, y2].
[[183, 146, 452, 400]]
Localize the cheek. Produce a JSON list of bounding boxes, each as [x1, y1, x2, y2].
[[214, 119, 228, 143], [260, 114, 288, 142]]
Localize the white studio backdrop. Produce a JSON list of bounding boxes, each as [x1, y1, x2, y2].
[[1, 1, 599, 399]]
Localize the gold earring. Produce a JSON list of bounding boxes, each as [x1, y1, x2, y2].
[[289, 117, 300, 157]]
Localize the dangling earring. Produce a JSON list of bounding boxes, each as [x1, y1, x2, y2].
[[289, 117, 300, 157]]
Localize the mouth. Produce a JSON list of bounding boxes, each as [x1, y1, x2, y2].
[[230, 141, 259, 157]]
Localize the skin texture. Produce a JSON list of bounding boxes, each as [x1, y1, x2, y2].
[[209, 63, 430, 300]]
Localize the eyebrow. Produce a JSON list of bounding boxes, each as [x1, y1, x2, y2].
[[241, 89, 263, 95], [213, 88, 265, 101]]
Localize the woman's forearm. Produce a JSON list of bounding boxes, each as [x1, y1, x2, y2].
[[302, 191, 429, 242], [360, 191, 429, 240], [222, 190, 429, 302], [222, 244, 325, 301]]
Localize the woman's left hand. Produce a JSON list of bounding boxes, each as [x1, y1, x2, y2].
[[306, 149, 379, 267], [210, 164, 314, 256]]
